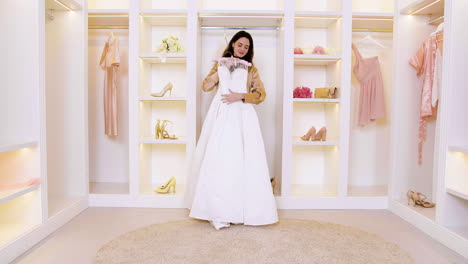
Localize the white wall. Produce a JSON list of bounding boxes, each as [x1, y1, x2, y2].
[[199, 29, 281, 180], [200, 0, 282, 10], [88, 0, 129, 9], [0, 0, 39, 142], [46, 8, 86, 198], [88, 30, 129, 184]]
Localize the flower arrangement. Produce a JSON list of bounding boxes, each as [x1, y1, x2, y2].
[[293, 86, 312, 98], [155, 35, 184, 53]]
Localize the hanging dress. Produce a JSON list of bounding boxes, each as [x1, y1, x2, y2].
[[99, 33, 120, 136], [352, 43, 386, 126], [187, 59, 278, 226], [409, 35, 437, 164]]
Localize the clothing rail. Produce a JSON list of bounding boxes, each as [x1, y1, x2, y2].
[[88, 25, 129, 29], [200, 26, 279, 30], [352, 28, 393, 33], [428, 15, 444, 25]]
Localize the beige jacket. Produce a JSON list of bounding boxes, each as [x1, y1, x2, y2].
[[201, 62, 266, 104]]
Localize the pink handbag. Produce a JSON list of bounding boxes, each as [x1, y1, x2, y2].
[[294, 48, 303, 54], [293, 86, 312, 98]]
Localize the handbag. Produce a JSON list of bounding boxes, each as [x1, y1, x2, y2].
[[293, 86, 312, 98], [314, 87, 338, 98], [294, 48, 303, 54]]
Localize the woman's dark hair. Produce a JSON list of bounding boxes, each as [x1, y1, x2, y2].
[[222, 31, 254, 64]]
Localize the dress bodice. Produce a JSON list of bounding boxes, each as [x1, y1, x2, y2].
[[217, 64, 249, 94]]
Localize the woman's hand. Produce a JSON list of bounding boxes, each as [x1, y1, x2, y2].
[[221, 89, 245, 104]]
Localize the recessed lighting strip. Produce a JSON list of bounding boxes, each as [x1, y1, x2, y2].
[[352, 17, 393, 21], [409, 0, 442, 15], [54, 0, 73, 11]]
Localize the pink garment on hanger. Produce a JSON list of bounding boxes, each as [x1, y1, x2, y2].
[[100, 35, 120, 136], [0, 178, 41, 191], [351, 43, 386, 126], [409, 35, 437, 164]]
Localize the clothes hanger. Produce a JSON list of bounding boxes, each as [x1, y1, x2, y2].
[[107, 31, 115, 43], [431, 22, 444, 36], [212, 57, 252, 66], [354, 32, 386, 48]]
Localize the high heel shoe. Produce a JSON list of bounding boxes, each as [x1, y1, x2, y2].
[[301, 126, 316, 141], [151, 82, 173, 97], [160, 120, 178, 140], [300, 126, 327, 141], [407, 190, 435, 208], [270, 178, 276, 190], [313, 126, 327, 141], [155, 119, 178, 140], [155, 177, 176, 194]]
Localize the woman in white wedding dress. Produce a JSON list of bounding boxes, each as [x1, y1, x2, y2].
[[186, 31, 278, 230]]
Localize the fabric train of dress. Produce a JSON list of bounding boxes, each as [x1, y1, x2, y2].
[[186, 61, 278, 226]]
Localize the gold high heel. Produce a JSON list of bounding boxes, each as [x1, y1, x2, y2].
[[155, 119, 162, 139], [160, 120, 178, 140], [155, 177, 176, 194], [151, 82, 173, 97], [155, 120, 178, 140], [407, 190, 416, 206], [407, 190, 435, 208]]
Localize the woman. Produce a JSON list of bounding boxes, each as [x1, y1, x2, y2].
[[187, 31, 278, 230]]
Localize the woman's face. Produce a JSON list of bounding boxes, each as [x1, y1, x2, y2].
[[232, 37, 250, 58]]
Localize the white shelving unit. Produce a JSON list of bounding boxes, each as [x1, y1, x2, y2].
[[282, 1, 346, 202], [293, 98, 340, 103], [139, 138, 187, 144], [448, 145, 468, 153], [46, 0, 82, 10], [1, 0, 88, 262], [0, 0, 44, 261], [0, 185, 41, 205], [139, 96, 187, 101], [294, 54, 342, 65], [3, 0, 468, 262], [352, 13, 394, 31], [0, 140, 38, 153], [390, 0, 468, 259], [88, 0, 129, 9]]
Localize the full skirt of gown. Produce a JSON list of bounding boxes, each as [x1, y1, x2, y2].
[[186, 65, 278, 226]]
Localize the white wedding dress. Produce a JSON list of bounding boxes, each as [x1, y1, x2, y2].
[[186, 59, 278, 226]]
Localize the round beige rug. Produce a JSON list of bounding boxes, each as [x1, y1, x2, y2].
[[94, 219, 414, 264]]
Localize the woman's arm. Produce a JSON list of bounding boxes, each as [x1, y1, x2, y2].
[[243, 66, 266, 104], [201, 62, 219, 92]]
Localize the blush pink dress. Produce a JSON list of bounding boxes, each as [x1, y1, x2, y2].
[[352, 43, 386, 126], [409, 35, 438, 164], [100, 34, 120, 136]]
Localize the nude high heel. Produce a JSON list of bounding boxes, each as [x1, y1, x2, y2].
[[301, 126, 316, 141], [407, 189, 435, 208], [313, 127, 327, 141], [151, 82, 173, 97]]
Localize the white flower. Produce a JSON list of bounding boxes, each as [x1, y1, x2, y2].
[[155, 35, 184, 53]]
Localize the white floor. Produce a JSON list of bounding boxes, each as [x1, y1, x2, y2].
[[12, 208, 468, 264]]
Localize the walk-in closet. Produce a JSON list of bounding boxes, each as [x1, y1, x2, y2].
[[1, 0, 467, 263]]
